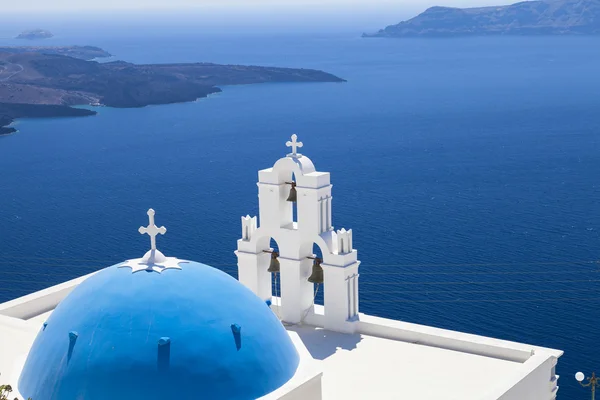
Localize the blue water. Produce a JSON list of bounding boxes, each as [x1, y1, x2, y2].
[[1, 28, 600, 399]]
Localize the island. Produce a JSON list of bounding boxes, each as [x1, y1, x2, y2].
[[0, 46, 345, 135], [364, 0, 600, 38], [16, 29, 54, 40]]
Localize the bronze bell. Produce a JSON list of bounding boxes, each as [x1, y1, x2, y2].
[[267, 251, 280, 274], [307, 257, 324, 284], [286, 182, 297, 203]]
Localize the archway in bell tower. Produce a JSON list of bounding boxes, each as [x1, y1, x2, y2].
[[291, 172, 298, 225], [268, 237, 282, 309], [310, 243, 325, 306]]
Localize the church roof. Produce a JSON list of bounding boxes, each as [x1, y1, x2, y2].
[[18, 210, 300, 400]]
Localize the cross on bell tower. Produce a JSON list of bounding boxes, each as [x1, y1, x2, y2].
[[286, 134, 303, 158]]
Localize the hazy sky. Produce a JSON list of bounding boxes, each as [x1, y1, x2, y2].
[[7, 0, 515, 12], [3, 0, 518, 33]]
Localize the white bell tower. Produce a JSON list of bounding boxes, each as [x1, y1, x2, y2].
[[235, 135, 360, 333]]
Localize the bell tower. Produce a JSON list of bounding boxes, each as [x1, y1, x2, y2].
[[235, 135, 360, 333]]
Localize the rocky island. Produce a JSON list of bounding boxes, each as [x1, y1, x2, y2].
[[16, 30, 54, 40], [0, 46, 344, 135], [364, 0, 600, 38]]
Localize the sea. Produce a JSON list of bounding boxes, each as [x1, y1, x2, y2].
[[1, 16, 599, 400]]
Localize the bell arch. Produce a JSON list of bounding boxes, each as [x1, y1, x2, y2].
[[299, 234, 334, 265], [306, 243, 325, 307], [237, 226, 314, 323], [271, 155, 316, 185], [266, 237, 281, 287]]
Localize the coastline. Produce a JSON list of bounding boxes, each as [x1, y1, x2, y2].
[[0, 103, 98, 135], [0, 75, 345, 134], [3, 120, 19, 136], [0, 116, 16, 135], [0, 126, 17, 135], [0, 89, 220, 134]]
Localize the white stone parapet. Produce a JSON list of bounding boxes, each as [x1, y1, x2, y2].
[[336, 228, 353, 255], [241, 215, 257, 241]]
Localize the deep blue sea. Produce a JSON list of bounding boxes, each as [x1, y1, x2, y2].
[[1, 23, 600, 399]]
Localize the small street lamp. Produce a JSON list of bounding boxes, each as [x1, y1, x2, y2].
[[576, 371, 600, 400]]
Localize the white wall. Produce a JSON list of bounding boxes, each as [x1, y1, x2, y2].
[[277, 375, 322, 400], [0, 273, 95, 319], [484, 354, 558, 400]]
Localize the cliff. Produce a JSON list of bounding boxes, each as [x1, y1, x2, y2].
[[365, 0, 600, 37], [0, 47, 345, 133]]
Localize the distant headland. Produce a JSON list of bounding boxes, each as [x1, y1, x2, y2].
[[16, 29, 54, 40], [364, 0, 600, 38], [0, 46, 345, 135], [0, 45, 111, 61]]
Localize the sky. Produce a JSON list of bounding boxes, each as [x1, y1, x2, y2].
[[6, 0, 515, 13], [2, 0, 517, 33]]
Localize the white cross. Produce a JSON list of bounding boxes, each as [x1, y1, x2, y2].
[[286, 134, 303, 157], [138, 209, 166, 252]]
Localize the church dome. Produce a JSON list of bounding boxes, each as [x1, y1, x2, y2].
[[18, 211, 299, 400]]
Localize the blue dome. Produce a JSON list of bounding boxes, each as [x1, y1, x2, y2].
[[19, 261, 299, 400]]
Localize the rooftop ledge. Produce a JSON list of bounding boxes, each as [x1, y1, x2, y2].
[[280, 304, 562, 400], [284, 303, 562, 364]]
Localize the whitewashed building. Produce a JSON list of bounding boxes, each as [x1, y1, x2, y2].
[[0, 135, 562, 399]]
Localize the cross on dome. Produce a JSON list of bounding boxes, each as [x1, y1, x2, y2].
[[286, 134, 303, 158], [119, 209, 186, 273], [138, 208, 166, 252]]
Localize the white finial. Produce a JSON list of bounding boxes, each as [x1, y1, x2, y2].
[[138, 208, 166, 252], [286, 134, 303, 158], [119, 209, 186, 273]]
